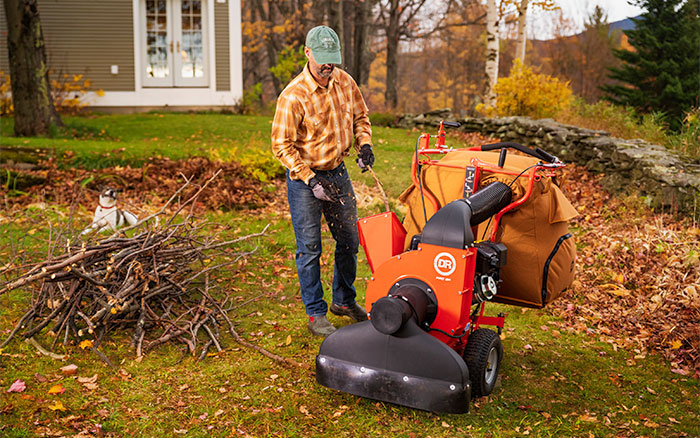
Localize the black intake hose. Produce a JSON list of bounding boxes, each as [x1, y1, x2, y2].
[[370, 285, 429, 335], [467, 181, 513, 226]]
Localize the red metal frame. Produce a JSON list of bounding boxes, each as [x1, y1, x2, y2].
[[360, 127, 564, 355]]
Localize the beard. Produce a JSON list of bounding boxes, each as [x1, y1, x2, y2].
[[317, 64, 335, 78]]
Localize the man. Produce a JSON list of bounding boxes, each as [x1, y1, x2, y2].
[[271, 25, 374, 337]]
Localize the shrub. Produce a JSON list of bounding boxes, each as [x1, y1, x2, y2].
[[370, 112, 398, 127], [670, 108, 700, 158], [233, 83, 263, 115], [0, 70, 104, 116], [556, 99, 669, 146], [0, 70, 12, 116], [207, 136, 284, 183], [51, 73, 105, 115], [269, 45, 306, 88], [477, 59, 572, 119]]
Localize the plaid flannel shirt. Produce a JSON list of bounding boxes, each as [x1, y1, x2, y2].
[[271, 63, 372, 184]]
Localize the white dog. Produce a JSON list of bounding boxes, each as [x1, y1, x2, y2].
[[82, 187, 138, 234]]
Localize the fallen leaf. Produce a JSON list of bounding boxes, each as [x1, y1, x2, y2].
[[7, 379, 26, 393], [523, 344, 533, 350], [60, 364, 78, 375], [48, 384, 65, 395], [34, 373, 47, 383], [669, 417, 680, 424], [48, 400, 66, 411], [646, 386, 657, 395], [77, 374, 98, 384], [299, 405, 309, 415], [579, 413, 598, 423], [643, 420, 659, 428], [214, 409, 224, 417], [79, 339, 93, 350], [441, 421, 451, 428], [285, 335, 292, 345], [173, 429, 188, 434], [670, 340, 682, 349], [83, 383, 99, 391], [199, 412, 208, 420]]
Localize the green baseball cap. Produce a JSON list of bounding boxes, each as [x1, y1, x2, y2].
[[306, 26, 342, 65]]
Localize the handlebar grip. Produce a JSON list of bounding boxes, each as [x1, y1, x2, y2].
[[535, 147, 557, 163], [481, 142, 555, 162], [442, 121, 461, 128]]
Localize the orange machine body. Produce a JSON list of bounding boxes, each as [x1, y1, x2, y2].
[[357, 210, 502, 354]]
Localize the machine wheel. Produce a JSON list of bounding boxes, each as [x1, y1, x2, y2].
[[463, 328, 503, 397]]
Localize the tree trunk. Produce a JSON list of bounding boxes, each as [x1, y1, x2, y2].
[[384, 0, 400, 109], [483, 0, 499, 108], [3, 0, 62, 136], [332, 0, 345, 60], [352, 0, 372, 85], [515, 0, 529, 62], [250, 0, 283, 95]]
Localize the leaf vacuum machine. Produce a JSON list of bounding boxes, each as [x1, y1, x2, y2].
[[316, 121, 578, 414]]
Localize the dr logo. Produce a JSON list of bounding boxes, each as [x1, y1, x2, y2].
[[434, 252, 457, 276]]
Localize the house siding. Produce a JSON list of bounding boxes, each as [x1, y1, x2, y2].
[[0, 0, 135, 92], [214, 1, 230, 92]]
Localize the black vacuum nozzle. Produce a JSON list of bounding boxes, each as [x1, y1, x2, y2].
[[370, 285, 429, 335]]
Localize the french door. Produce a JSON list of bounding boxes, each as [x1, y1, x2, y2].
[[143, 0, 208, 87]]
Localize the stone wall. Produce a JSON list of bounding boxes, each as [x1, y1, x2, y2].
[[397, 109, 700, 218]]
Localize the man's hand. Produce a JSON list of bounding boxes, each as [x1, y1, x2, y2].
[[308, 176, 340, 202], [356, 144, 374, 172]]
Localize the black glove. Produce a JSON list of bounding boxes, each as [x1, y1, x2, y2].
[[356, 144, 374, 172], [308, 176, 340, 203]]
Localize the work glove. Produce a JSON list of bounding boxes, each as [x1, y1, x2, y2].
[[356, 144, 374, 172], [308, 176, 340, 203]]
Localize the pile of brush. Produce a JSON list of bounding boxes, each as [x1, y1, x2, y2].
[[0, 171, 269, 365]]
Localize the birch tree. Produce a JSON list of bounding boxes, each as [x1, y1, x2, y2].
[[483, 0, 499, 107], [514, 0, 556, 62], [515, 0, 529, 61]]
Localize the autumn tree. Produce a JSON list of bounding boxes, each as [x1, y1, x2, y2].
[[375, 0, 435, 109], [3, 0, 62, 136], [602, 0, 700, 130], [241, 0, 375, 103], [577, 6, 619, 101], [329, 0, 375, 86]]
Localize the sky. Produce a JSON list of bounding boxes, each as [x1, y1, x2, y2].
[[529, 0, 647, 39]]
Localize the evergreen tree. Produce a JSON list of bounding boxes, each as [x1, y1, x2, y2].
[[602, 0, 700, 130]]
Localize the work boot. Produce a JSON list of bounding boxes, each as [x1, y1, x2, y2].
[[329, 302, 368, 322], [308, 315, 336, 337]]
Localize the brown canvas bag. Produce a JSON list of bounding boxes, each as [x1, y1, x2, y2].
[[398, 150, 578, 308]]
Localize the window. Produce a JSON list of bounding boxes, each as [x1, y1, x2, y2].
[[143, 0, 208, 87]]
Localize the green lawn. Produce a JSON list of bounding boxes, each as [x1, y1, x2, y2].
[[1, 113, 697, 437]]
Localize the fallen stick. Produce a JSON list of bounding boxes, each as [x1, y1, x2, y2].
[[26, 337, 66, 360], [367, 167, 390, 212]]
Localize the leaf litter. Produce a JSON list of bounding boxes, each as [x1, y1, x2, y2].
[[555, 164, 699, 377]]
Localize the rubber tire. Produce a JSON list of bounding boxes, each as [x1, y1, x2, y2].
[[463, 328, 503, 398]]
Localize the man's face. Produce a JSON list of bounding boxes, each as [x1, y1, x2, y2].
[[305, 47, 335, 79]]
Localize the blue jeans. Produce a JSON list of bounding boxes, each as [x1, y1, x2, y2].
[[286, 162, 359, 317]]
